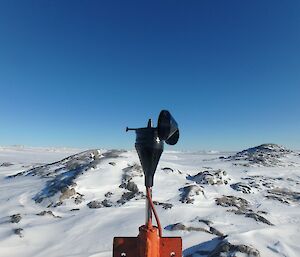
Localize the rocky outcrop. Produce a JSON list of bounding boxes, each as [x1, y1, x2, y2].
[[87, 200, 103, 209], [179, 185, 204, 204], [166, 219, 224, 237], [0, 162, 13, 167], [13, 228, 24, 238], [216, 195, 273, 225], [226, 144, 294, 167], [187, 169, 230, 185], [230, 182, 253, 194], [36, 210, 61, 218], [265, 188, 300, 204], [153, 201, 173, 210], [215, 195, 250, 210], [10, 214, 22, 223], [7, 150, 124, 206], [208, 239, 260, 257]]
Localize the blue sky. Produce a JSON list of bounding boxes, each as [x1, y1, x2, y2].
[[0, 1, 299, 151]]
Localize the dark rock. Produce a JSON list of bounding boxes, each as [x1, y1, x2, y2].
[[36, 210, 61, 218], [117, 192, 137, 205], [87, 200, 103, 209], [121, 164, 143, 184], [226, 143, 294, 167], [74, 193, 84, 204], [102, 199, 113, 207], [245, 212, 273, 225], [179, 185, 204, 204], [0, 162, 13, 167], [208, 240, 260, 257], [215, 195, 250, 210], [230, 182, 252, 194], [70, 208, 80, 211], [105, 192, 113, 198], [187, 169, 230, 185], [161, 167, 174, 173], [13, 228, 24, 238], [266, 188, 300, 204], [109, 162, 116, 166], [120, 181, 139, 193], [209, 227, 224, 237], [165, 221, 224, 237], [59, 187, 76, 201], [191, 218, 212, 226], [165, 223, 210, 234], [10, 214, 22, 223], [265, 195, 289, 204], [227, 209, 273, 226], [153, 201, 173, 210], [6, 149, 121, 205]]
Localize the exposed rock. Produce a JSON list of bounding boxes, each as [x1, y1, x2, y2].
[[119, 181, 139, 193], [13, 228, 24, 238], [74, 193, 84, 204], [165, 223, 211, 234], [121, 163, 143, 184], [70, 208, 80, 211], [6, 150, 122, 205], [36, 210, 61, 218], [102, 199, 113, 207], [226, 143, 294, 167], [161, 167, 174, 173], [191, 217, 212, 226], [10, 214, 22, 223], [245, 212, 273, 225], [209, 227, 224, 237], [265, 195, 289, 204], [104, 192, 113, 198], [216, 195, 273, 225], [0, 162, 13, 167], [266, 188, 300, 204], [153, 201, 173, 210], [109, 162, 116, 166], [230, 182, 253, 194], [187, 169, 229, 185], [117, 191, 144, 205], [179, 185, 204, 204], [228, 209, 273, 225], [165, 221, 224, 237], [87, 200, 103, 209], [208, 240, 260, 257], [215, 195, 250, 210], [59, 187, 76, 202]]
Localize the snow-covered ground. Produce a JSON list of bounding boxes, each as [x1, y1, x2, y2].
[[0, 144, 299, 257]]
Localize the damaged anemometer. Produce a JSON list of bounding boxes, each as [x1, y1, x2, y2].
[[126, 110, 179, 187], [113, 110, 182, 257]]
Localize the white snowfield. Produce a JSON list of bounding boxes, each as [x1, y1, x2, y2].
[[0, 144, 299, 257]]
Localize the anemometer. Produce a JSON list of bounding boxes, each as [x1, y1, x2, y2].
[[113, 110, 182, 257]]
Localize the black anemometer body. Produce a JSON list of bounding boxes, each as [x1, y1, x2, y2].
[[126, 110, 179, 187]]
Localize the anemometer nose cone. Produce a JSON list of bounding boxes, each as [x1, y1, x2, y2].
[[158, 110, 179, 145], [135, 128, 163, 187]]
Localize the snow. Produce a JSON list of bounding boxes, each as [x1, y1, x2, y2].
[[0, 146, 299, 257]]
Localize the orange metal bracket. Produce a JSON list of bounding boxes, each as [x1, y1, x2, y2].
[[113, 226, 182, 257], [113, 187, 182, 257]]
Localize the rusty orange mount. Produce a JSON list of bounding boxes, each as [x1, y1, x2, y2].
[[113, 188, 182, 257], [113, 225, 182, 257]]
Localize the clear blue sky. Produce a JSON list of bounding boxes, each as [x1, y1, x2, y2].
[[0, 1, 299, 151]]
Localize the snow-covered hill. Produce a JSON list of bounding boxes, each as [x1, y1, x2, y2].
[[0, 145, 299, 257]]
